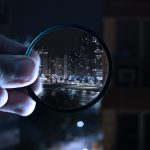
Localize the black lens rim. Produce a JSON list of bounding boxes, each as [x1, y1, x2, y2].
[[25, 24, 112, 113]]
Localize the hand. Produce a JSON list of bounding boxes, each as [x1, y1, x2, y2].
[[0, 35, 42, 116]]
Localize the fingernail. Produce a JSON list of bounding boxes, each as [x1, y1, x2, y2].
[[15, 58, 35, 82]]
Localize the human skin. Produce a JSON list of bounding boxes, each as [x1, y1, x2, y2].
[[0, 35, 42, 116]]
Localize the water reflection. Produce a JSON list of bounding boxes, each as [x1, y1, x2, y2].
[[40, 84, 100, 109]]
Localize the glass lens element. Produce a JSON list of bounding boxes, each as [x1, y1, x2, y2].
[[27, 26, 110, 111]]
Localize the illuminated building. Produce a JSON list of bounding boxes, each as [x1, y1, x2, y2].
[[54, 55, 68, 80], [66, 34, 105, 83], [55, 57, 64, 76], [35, 35, 106, 85], [36, 48, 49, 76], [64, 55, 68, 79]]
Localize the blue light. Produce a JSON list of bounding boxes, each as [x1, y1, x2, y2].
[[77, 121, 84, 127]]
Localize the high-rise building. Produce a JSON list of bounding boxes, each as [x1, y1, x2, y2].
[[36, 48, 49, 76], [54, 57, 64, 77], [54, 55, 68, 80], [63, 54, 68, 79]]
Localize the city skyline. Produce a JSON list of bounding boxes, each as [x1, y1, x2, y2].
[[36, 34, 108, 87], [31, 28, 109, 109]]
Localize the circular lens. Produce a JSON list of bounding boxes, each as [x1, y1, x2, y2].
[[26, 25, 111, 112]]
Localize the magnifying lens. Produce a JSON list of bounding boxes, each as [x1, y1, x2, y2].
[[25, 25, 111, 112]]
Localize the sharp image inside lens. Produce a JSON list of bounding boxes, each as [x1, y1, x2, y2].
[[27, 26, 110, 111]]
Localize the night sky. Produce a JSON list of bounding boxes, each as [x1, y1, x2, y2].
[[8, 0, 103, 37], [34, 27, 89, 56]]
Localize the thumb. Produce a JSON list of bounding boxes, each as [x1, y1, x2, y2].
[[0, 55, 39, 88], [0, 87, 8, 107]]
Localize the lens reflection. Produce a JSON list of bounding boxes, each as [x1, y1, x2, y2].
[[28, 26, 109, 111]]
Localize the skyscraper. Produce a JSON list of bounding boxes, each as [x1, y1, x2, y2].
[[36, 48, 49, 77]]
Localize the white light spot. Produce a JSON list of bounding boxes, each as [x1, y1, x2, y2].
[[77, 121, 84, 128]]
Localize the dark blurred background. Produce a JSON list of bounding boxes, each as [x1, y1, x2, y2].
[[0, 0, 150, 150]]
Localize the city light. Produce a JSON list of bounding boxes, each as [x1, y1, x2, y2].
[[36, 34, 107, 90], [77, 121, 84, 128]]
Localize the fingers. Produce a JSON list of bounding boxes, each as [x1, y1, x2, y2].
[[0, 35, 41, 88], [0, 35, 42, 116], [0, 89, 36, 116], [0, 34, 40, 72], [0, 78, 42, 116], [30, 77, 43, 95], [0, 35, 40, 88], [0, 55, 39, 88], [0, 87, 8, 107], [29, 50, 41, 68]]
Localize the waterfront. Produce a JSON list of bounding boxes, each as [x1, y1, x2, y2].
[[40, 83, 101, 110]]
